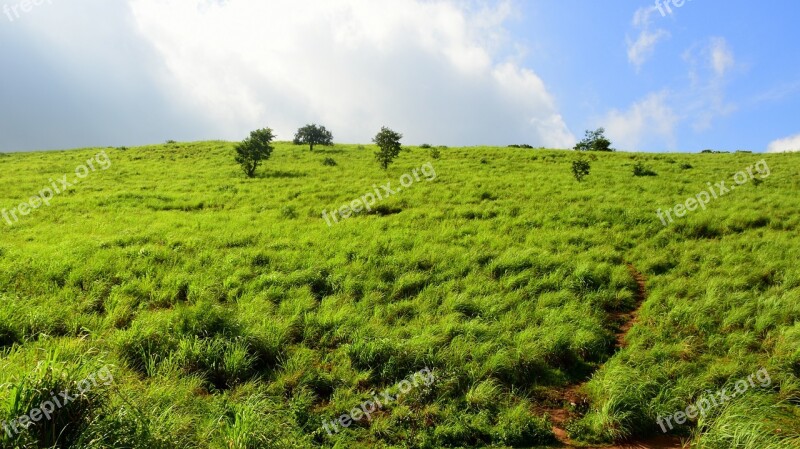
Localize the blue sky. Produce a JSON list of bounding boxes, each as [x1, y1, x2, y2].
[[510, 1, 800, 152], [1, 0, 799, 153]]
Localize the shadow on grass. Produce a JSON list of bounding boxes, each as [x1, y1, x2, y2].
[[258, 170, 307, 179], [366, 204, 403, 216], [314, 148, 346, 154]]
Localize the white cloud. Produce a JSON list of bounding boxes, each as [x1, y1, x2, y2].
[[628, 29, 670, 70], [627, 6, 669, 70], [751, 80, 800, 104], [601, 92, 679, 151], [683, 37, 737, 86], [601, 35, 739, 152], [126, 0, 575, 147], [767, 134, 800, 153], [709, 37, 735, 77], [682, 37, 737, 131]]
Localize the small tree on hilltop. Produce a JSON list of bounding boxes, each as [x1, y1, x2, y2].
[[235, 128, 275, 178], [293, 124, 333, 152], [575, 128, 614, 152], [373, 127, 403, 169], [572, 158, 591, 182]]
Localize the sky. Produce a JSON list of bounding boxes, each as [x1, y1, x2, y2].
[[0, 0, 798, 153]]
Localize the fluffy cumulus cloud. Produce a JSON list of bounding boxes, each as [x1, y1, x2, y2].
[[767, 134, 800, 153], [0, 0, 574, 151], [0, 1, 221, 151], [126, 0, 575, 147], [602, 92, 678, 151]]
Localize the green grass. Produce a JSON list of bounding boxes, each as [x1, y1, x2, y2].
[[0, 142, 798, 448]]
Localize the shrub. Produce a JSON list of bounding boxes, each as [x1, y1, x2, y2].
[[234, 128, 275, 178], [419, 143, 432, 149], [680, 163, 693, 170], [632, 162, 657, 177], [572, 158, 591, 182], [321, 157, 337, 167], [429, 147, 441, 160]]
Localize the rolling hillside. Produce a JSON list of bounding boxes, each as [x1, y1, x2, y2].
[[0, 142, 798, 448]]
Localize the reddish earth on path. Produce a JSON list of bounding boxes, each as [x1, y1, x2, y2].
[[539, 264, 689, 449]]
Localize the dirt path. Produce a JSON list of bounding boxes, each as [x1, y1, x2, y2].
[[613, 264, 647, 349], [540, 264, 688, 449]]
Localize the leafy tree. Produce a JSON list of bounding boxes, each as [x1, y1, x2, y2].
[[373, 127, 403, 169], [572, 158, 591, 182], [234, 128, 275, 178], [293, 124, 333, 151], [574, 128, 614, 152]]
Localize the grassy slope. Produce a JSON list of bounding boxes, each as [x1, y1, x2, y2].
[[0, 142, 798, 448]]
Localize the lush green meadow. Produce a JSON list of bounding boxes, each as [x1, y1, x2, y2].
[[0, 142, 798, 448]]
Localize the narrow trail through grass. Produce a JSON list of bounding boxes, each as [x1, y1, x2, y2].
[[545, 264, 686, 449], [614, 264, 647, 350]]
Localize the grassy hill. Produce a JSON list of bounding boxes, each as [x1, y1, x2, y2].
[[0, 142, 798, 448]]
